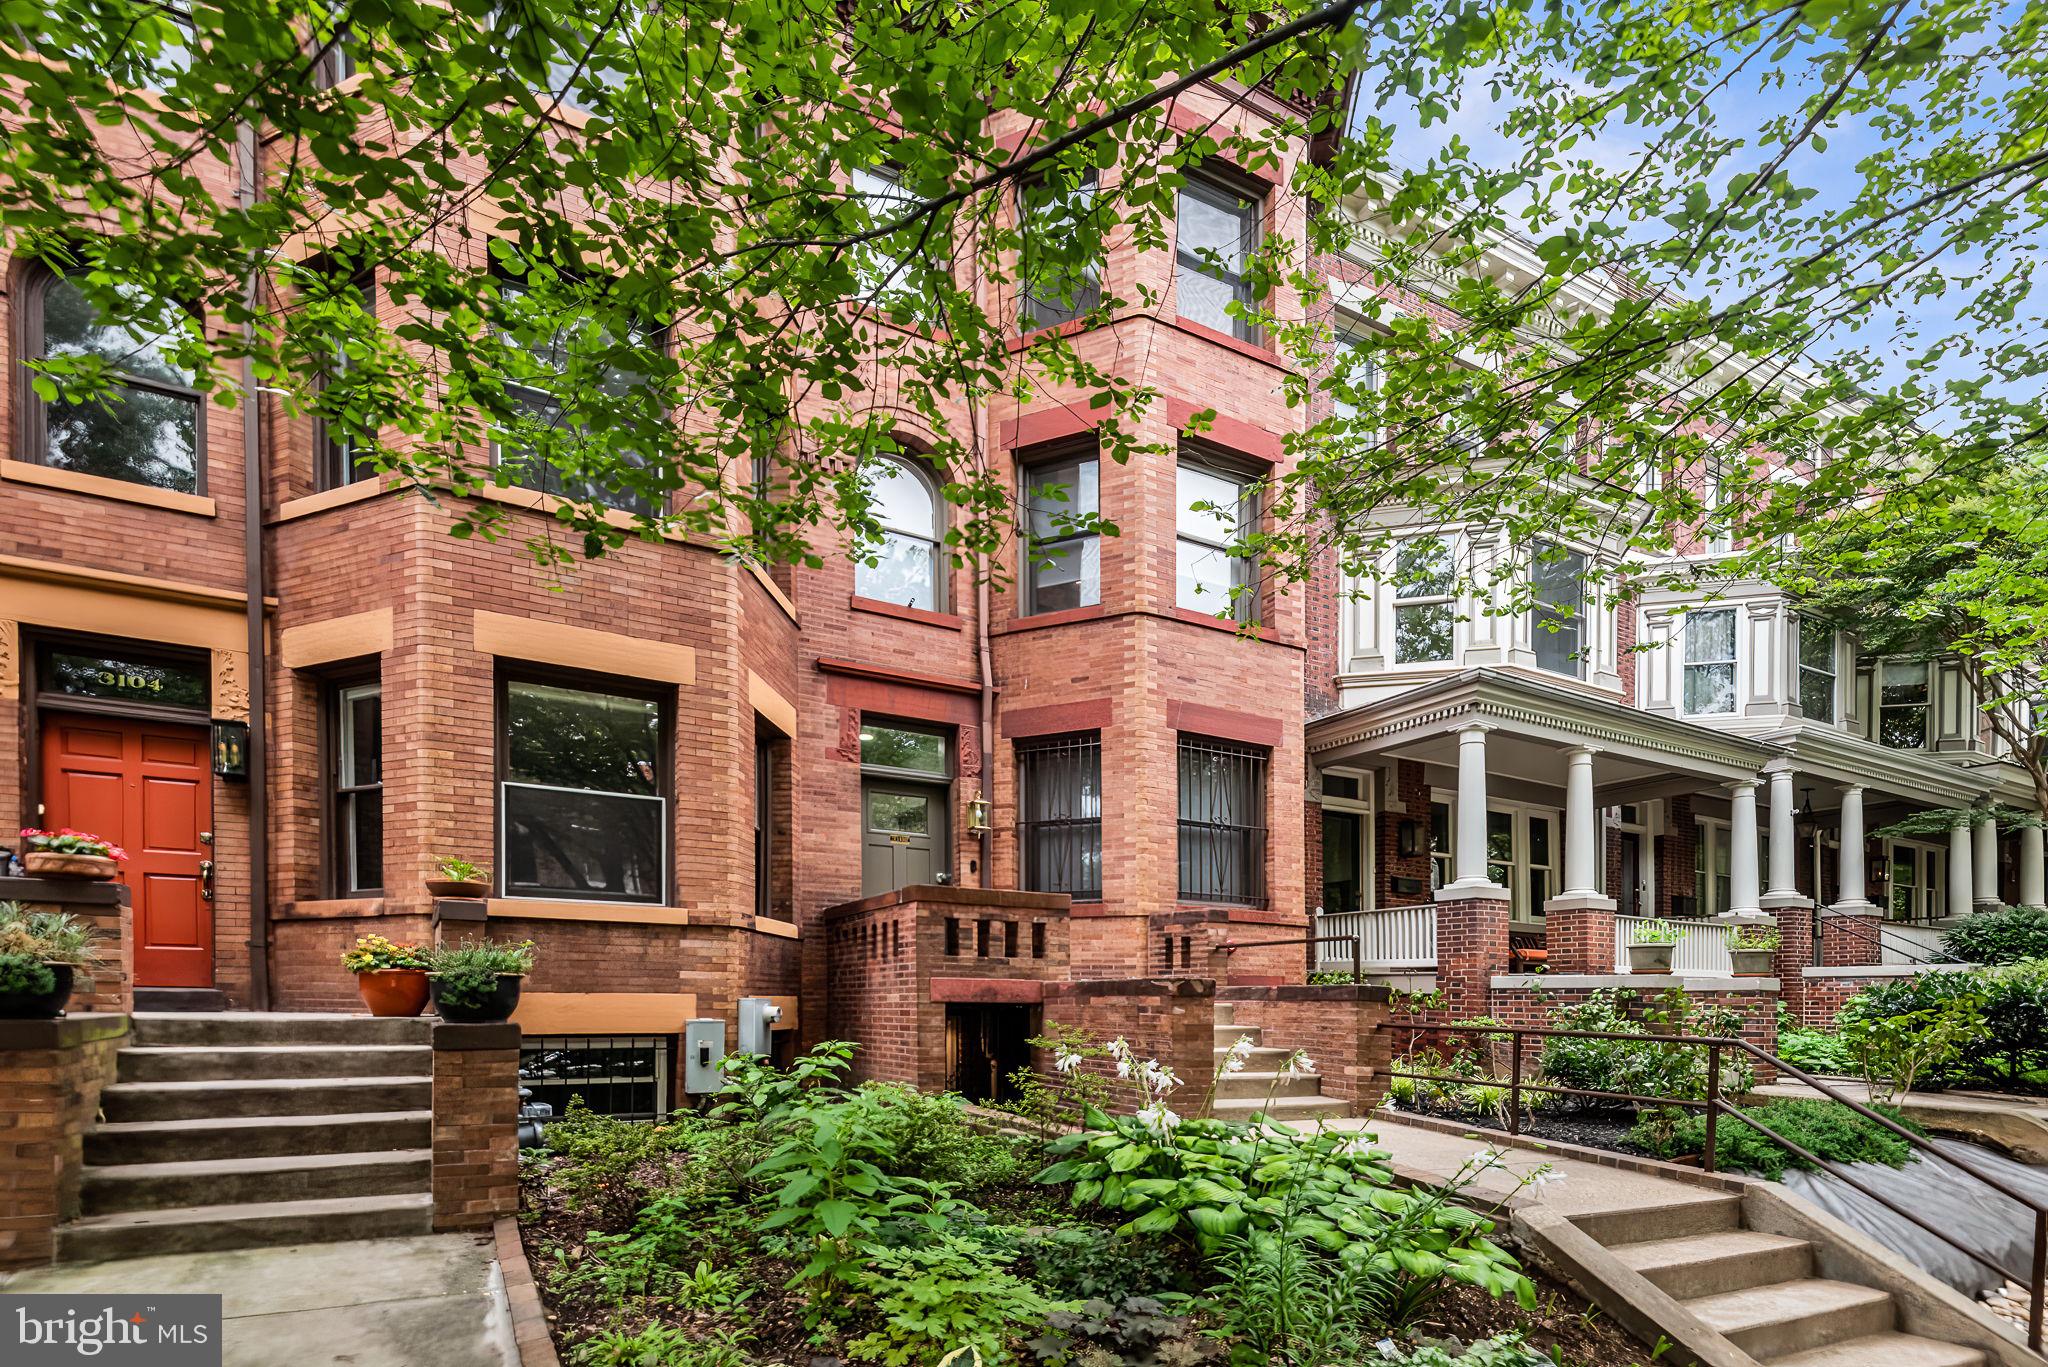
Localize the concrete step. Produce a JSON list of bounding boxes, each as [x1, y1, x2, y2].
[[57, 1192, 433, 1263], [117, 1044, 431, 1083], [1771, 1332, 1985, 1367], [1215, 1003, 1236, 1027], [1571, 1194, 1744, 1245], [1611, 1229, 1814, 1299], [85, 1111, 432, 1165], [1214, 1071, 1325, 1101], [1213, 1023, 1264, 1048], [82, 1150, 431, 1215], [1210, 1095, 1351, 1123], [130, 1012, 431, 1048], [1684, 1279, 1893, 1361], [1212, 1045, 1293, 1069], [100, 1076, 430, 1123]]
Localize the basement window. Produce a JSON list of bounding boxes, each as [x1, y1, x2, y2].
[[519, 1035, 670, 1122]]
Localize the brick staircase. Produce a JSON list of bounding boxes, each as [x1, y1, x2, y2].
[[58, 1013, 435, 1263], [1578, 1195, 1985, 1365], [1209, 1003, 1350, 1123]]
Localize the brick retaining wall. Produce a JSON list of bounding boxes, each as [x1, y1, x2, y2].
[[0, 1014, 128, 1269], [431, 1021, 521, 1233]]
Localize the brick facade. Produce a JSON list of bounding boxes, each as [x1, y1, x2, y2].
[[0, 1015, 127, 1270], [430, 1022, 522, 1233], [1217, 983, 1393, 1111], [1432, 895, 1511, 1016], [1037, 977, 1217, 1116]]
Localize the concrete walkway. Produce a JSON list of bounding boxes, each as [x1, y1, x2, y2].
[[1324, 1113, 1741, 1224], [0, 1233, 520, 1367]]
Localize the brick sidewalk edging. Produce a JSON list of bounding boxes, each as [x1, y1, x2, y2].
[[493, 1216, 559, 1367]]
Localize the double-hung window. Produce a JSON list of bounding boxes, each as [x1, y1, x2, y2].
[[1704, 465, 1734, 554], [1175, 175, 1258, 340], [1878, 660, 1931, 749], [1391, 539, 1455, 663], [1530, 543, 1586, 678], [313, 268, 378, 491], [1018, 171, 1101, 329], [1022, 454, 1099, 613], [493, 278, 658, 516], [24, 270, 202, 494], [1177, 736, 1267, 906], [329, 680, 383, 896], [1331, 324, 1381, 424], [1175, 460, 1255, 619], [1798, 618, 1837, 723], [854, 455, 945, 609], [1682, 609, 1738, 715], [500, 674, 667, 903], [1017, 734, 1102, 898]]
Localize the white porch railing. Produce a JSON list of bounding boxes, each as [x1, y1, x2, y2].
[[1880, 920, 1953, 965], [1613, 915, 1736, 975], [1315, 905, 1437, 972]]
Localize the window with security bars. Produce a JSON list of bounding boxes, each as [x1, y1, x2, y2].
[[1177, 736, 1268, 906], [1017, 733, 1102, 897], [519, 1035, 670, 1121]]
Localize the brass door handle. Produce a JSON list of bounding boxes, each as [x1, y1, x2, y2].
[[199, 859, 214, 901]]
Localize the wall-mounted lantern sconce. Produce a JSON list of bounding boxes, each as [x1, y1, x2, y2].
[[1397, 819, 1421, 858], [211, 720, 250, 780], [966, 794, 991, 834]]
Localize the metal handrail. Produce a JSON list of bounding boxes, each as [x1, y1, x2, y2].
[[1815, 904, 1953, 967], [1387, 1022, 2048, 1352], [1217, 933, 1362, 982]]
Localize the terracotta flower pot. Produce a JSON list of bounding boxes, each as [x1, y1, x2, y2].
[[430, 973, 523, 1024], [355, 968, 431, 1018], [0, 963, 74, 1019], [425, 879, 490, 900], [23, 852, 117, 881]]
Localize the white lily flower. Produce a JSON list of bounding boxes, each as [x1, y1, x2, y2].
[[1467, 1146, 1504, 1172], [1053, 1049, 1084, 1075], [1280, 1050, 1315, 1081], [1136, 1101, 1181, 1140], [1528, 1167, 1565, 1190]]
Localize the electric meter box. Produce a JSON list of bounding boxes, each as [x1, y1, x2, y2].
[[738, 997, 785, 1056], [683, 1018, 726, 1094]]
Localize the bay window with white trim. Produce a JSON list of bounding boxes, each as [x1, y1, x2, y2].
[[1797, 616, 1838, 723], [1390, 537, 1456, 664], [1682, 608, 1739, 715]]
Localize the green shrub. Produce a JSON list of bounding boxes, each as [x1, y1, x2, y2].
[[1376, 1338, 1553, 1367], [0, 953, 56, 998], [1778, 1025, 1856, 1075], [425, 936, 534, 1009], [1944, 906, 2048, 965], [844, 1233, 1061, 1367], [1840, 960, 2048, 1089], [856, 1082, 1028, 1192], [1625, 1099, 1925, 1179], [568, 1320, 749, 1367], [1021, 1225, 1182, 1302], [1539, 988, 1754, 1106]]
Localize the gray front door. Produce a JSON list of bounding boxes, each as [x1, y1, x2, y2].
[[862, 782, 946, 895]]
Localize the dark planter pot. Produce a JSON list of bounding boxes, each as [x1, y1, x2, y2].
[[0, 962, 74, 1019], [425, 879, 490, 901], [430, 973, 523, 1024]]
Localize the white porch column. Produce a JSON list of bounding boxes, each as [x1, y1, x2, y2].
[[1836, 784, 1873, 910], [1947, 820, 1974, 921], [1762, 767, 1809, 908], [1439, 723, 1507, 899], [1563, 746, 1600, 897], [1725, 779, 1763, 919], [2021, 823, 2046, 909], [1973, 816, 2000, 909]]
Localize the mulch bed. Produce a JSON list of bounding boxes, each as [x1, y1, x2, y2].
[[1425, 1107, 1672, 1162], [1419, 1272, 1663, 1366]]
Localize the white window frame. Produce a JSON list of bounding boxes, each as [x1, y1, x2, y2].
[[854, 454, 946, 610], [1389, 536, 1457, 667], [1797, 616, 1838, 724], [1695, 816, 1733, 916], [1431, 792, 1560, 925], [1330, 317, 1382, 426], [1883, 837, 1946, 921], [1529, 542, 1588, 679], [1876, 658, 1933, 750], [1681, 608, 1740, 717], [1704, 463, 1734, 555]]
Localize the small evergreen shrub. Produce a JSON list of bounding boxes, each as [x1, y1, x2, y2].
[[1625, 1099, 1925, 1179], [1943, 906, 2048, 965]]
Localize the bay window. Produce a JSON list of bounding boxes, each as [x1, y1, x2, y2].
[[1018, 171, 1102, 329], [1177, 736, 1267, 906], [1175, 175, 1258, 340], [1878, 660, 1931, 749], [1798, 618, 1837, 723], [1022, 454, 1100, 613], [1175, 460, 1256, 620], [1391, 539, 1455, 663], [1682, 609, 1738, 715], [1530, 544, 1586, 678], [500, 673, 667, 903], [1018, 733, 1102, 898]]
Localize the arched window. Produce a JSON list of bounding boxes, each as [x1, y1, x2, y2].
[[855, 455, 944, 609], [22, 269, 203, 494]]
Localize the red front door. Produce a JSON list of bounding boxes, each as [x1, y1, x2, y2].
[[41, 713, 215, 988]]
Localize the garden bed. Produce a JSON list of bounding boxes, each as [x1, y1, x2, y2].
[[515, 1039, 1668, 1367]]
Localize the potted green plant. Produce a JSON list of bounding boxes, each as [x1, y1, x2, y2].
[[341, 934, 432, 1017], [18, 828, 127, 881], [1727, 924, 1781, 977], [0, 902, 100, 1018], [426, 937, 534, 1023], [1627, 918, 1683, 974], [425, 857, 490, 900]]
